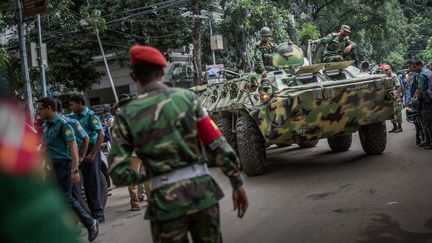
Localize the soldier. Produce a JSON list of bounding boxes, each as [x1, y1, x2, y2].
[[109, 45, 248, 242], [382, 65, 403, 133], [0, 72, 81, 243], [407, 60, 424, 145], [412, 59, 432, 149], [37, 97, 99, 242], [68, 94, 106, 223], [310, 25, 356, 63], [254, 27, 277, 74]]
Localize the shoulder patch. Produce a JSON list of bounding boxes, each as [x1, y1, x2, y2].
[[65, 129, 72, 136], [77, 125, 83, 131], [92, 118, 98, 124]]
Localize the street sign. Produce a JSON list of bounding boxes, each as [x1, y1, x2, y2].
[[21, 0, 47, 17]]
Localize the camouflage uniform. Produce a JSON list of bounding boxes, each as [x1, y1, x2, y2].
[[109, 82, 243, 242], [315, 33, 356, 63], [254, 40, 277, 74], [390, 73, 403, 126]]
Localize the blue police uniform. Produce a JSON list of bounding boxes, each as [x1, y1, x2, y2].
[[68, 107, 105, 221], [61, 115, 88, 148], [43, 115, 95, 227]]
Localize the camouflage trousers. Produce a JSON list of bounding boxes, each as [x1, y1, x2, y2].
[[150, 204, 222, 243], [391, 100, 403, 124]]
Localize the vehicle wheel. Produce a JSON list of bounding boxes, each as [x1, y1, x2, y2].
[[216, 116, 237, 152], [298, 139, 319, 148], [327, 134, 352, 152], [236, 115, 266, 176], [359, 122, 387, 154]]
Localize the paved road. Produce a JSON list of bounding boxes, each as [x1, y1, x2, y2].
[[91, 120, 432, 243]]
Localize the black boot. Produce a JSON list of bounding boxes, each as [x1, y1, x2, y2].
[[87, 219, 99, 242], [394, 123, 403, 133], [389, 123, 397, 133]]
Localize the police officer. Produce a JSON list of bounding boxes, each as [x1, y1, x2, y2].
[[407, 60, 424, 145], [254, 27, 277, 74], [109, 45, 248, 242], [0, 71, 82, 243], [382, 65, 403, 133], [68, 94, 106, 222], [55, 99, 90, 162], [412, 59, 432, 149], [37, 97, 99, 242], [310, 25, 356, 63]]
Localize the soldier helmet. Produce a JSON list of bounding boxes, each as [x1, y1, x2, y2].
[[341, 25, 351, 33], [260, 27, 272, 37]]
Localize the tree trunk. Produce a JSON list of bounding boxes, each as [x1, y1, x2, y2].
[[192, 0, 202, 85]]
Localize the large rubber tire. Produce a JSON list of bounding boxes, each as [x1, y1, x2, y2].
[[236, 115, 266, 176], [216, 117, 237, 152], [298, 139, 319, 148], [359, 122, 387, 154], [327, 134, 352, 152]]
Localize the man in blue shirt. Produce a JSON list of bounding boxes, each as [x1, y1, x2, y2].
[[68, 94, 105, 222], [412, 59, 432, 149], [37, 97, 99, 242], [55, 99, 89, 162]]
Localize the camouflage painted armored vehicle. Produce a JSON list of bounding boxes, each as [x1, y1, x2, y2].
[[194, 42, 394, 176]]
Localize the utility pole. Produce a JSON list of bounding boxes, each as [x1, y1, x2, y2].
[[86, 0, 118, 103], [16, 0, 34, 122], [37, 14, 47, 97], [209, 14, 216, 65]]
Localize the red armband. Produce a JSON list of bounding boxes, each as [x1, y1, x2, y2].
[[197, 116, 222, 146]]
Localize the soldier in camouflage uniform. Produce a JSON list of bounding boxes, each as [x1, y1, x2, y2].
[[109, 45, 249, 243], [254, 27, 277, 74], [310, 25, 357, 63], [382, 65, 403, 133]]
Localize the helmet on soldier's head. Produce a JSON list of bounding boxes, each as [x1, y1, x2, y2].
[[260, 27, 272, 37]]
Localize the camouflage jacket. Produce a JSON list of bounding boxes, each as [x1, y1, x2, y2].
[[316, 33, 356, 58], [109, 82, 243, 221], [254, 40, 277, 73]]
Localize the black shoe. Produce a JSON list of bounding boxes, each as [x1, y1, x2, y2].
[[96, 217, 105, 224], [416, 137, 421, 145], [419, 141, 429, 147], [424, 145, 432, 150], [394, 128, 402, 133], [87, 220, 99, 242]]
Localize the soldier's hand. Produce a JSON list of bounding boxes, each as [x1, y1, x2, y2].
[[344, 46, 352, 54], [233, 186, 248, 218], [71, 172, 80, 184]]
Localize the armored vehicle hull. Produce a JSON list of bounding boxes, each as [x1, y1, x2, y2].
[[194, 44, 394, 176]]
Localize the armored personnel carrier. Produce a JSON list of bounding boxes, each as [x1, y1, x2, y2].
[[194, 42, 394, 176]]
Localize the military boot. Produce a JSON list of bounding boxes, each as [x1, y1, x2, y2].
[[416, 136, 421, 145], [394, 123, 403, 133], [389, 123, 397, 133]]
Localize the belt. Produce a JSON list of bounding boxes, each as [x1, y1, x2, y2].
[[151, 163, 209, 190]]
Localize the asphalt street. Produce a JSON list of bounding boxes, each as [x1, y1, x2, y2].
[[90, 119, 432, 243]]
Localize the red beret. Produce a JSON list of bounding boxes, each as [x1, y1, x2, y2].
[[130, 45, 168, 67]]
